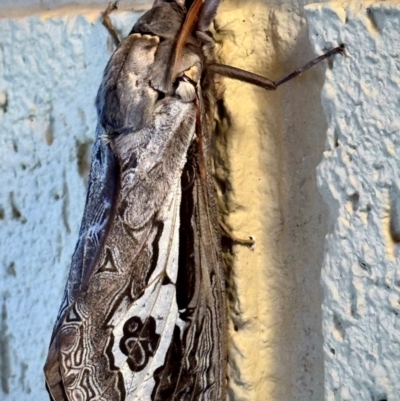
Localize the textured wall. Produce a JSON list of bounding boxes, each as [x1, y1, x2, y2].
[[307, 1, 400, 400], [0, 1, 358, 401], [0, 1, 151, 17]]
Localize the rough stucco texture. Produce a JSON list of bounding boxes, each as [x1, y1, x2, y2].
[[306, 1, 400, 400]]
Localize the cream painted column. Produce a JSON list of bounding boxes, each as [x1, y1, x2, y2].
[[216, 1, 336, 400]]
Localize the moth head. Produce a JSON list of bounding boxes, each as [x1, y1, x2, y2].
[[165, 0, 220, 93], [151, 0, 220, 32], [121, 0, 221, 104]]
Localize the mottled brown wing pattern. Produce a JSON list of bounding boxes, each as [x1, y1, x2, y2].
[[150, 83, 227, 400], [45, 1, 227, 400], [44, 121, 120, 401]]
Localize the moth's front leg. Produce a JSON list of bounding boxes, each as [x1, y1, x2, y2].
[[102, 1, 121, 47], [219, 219, 255, 247], [207, 44, 345, 90]]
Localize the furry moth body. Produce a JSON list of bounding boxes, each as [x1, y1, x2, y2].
[[44, 1, 343, 400]]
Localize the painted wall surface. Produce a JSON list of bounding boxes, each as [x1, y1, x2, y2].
[[0, 1, 151, 17], [307, 1, 400, 400], [1, 1, 387, 401]]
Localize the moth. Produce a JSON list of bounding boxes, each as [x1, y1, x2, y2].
[[44, 1, 343, 400]]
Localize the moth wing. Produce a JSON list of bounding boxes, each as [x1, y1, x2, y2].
[[188, 167, 227, 400], [107, 179, 185, 401], [47, 98, 198, 401], [45, 32, 163, 400], [45, 4, 228, 397], [150, 151, 227, 400], [111, 154, 227, 401], [45, 124, 119, 399]]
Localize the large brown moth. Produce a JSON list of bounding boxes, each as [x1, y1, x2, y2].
[[44, 1, 343, 400]]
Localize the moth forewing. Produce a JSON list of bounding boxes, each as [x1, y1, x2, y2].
[[45, 1, 227, 400]]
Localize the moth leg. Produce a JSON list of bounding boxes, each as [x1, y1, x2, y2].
[[207, 64, 277, 90], [102, 1, 120, 47], [273, 44, 345, 87], [219, 220, 255, 247], [208, 44, 345, 90]]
